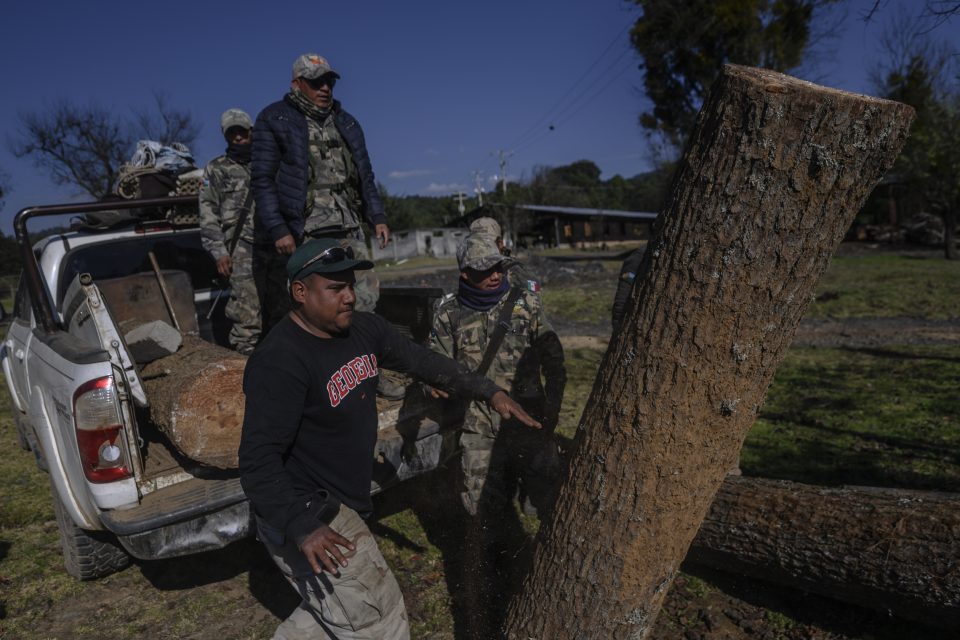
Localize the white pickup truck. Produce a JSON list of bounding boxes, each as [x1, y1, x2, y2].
[[3, 196, 449, 580]]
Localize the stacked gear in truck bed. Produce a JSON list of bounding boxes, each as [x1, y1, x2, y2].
[[115, 140, 202, 225]]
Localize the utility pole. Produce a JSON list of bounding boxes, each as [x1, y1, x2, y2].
[[472, 171, 485, 208], [452, 191, 467, 216], [497, 149, 513, 197]]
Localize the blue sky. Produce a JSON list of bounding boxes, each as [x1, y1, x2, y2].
[[1, 0, 957, 234]]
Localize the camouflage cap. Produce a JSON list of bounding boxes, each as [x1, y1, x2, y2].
[[292, 53, 341, 80], [457, 233, 504, 271], [469, 216, 501, 238], [287, 237, 373, 281], [220, 108, 252, 134]]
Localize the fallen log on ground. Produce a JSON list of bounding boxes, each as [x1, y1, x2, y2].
[[141, 336, 246, 468], [689, 476, 960, 629]]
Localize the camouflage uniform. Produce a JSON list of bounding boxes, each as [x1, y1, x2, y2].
[[470, 216, 533, 282], [302, 114, 379, 312], [469, 216, 501, 240], [199, 154, 260, 355], [430, 235, 566, 518]]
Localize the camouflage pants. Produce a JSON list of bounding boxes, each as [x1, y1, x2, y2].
[[255, 229, 380, 336], [261, 505, 409, 640], [225, 240, 261, 355], [459, 412, 562, 519]]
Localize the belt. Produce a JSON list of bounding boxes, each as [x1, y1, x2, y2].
[[306, 229, 353, 239]]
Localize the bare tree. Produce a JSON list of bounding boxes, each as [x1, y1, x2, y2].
[[11, 101, 131, 199], [873, 13, 960, 259], [133, 92, 201, 149], [10, 96, 202, 200], [864, 1, 960, 25], [0, 168, 9, 212]]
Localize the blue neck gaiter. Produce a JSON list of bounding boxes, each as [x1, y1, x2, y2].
[[457, 275, 510, 311]]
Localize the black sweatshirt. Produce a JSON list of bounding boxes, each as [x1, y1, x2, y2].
[[239, 312, 501, 544]]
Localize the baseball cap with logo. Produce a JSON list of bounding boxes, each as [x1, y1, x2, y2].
[[457, 233, 505, 271], [220, 108, 252, 134], [286, 237, 373, 282], [292, 53, 341, 81]]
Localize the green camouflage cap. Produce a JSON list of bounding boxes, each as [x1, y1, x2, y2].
[[220, 108, 252, 134], [457, 233, 504, 271], [292, 53, 340, 80], [469, 216, 501, 238], [287, 237, 373, 281]]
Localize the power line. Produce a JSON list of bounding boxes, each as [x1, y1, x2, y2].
[[459, 22, 636, 195], [506, 24, 633, 152], [511, 59, 635, 155]]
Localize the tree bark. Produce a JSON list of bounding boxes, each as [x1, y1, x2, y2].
[[141, 336, 247, 469], [504, 65, 915, 640], [689, 476, 960, 629]]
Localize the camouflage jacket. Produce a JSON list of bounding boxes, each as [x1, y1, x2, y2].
[[430, 281, 566, 433], [303, 116, 363, 236], [199, 155, 255, 260]]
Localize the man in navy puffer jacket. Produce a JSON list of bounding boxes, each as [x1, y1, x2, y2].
[[252, 53, 389, 331]]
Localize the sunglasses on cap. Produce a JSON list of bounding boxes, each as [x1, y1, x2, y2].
[[304, 75, 337, 90], [294, 245, 355, 279]]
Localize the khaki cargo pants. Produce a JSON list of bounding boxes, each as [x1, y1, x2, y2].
[[260, 505, 409, 640]]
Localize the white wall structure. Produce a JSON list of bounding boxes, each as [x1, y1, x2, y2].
[[371, 228, 467, 262]]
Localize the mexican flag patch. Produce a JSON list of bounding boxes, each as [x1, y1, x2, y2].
[[526, 280, 540, 293]]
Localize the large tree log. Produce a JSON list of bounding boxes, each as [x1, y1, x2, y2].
[[689, 476, 960, 629], [504, 65, 915, 639], [141, 336, 246, 469]]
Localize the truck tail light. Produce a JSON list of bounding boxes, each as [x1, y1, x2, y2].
[[73, 377, 131, 483]]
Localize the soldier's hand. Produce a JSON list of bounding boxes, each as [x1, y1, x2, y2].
[[489, 390, 541, 429], [299, 523, 356, 575], [216, 256, 233, 278], [276, 234, 297, 256], [375, 224, 390, 249]]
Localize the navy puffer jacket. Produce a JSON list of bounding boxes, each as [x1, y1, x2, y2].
[[251, 97, 386, 243]]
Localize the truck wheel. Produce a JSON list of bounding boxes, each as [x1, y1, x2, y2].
[[51, 489, 130, 580]]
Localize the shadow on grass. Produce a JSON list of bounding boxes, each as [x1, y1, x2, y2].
[[761, 411, 959, 463], [743, 433, 960, 492], [679, 563, 957, 640], [841, 345, 960, 364], [135, 537, 298, 621], [373, 463, 539, 640], [374, 468, 477, 638]]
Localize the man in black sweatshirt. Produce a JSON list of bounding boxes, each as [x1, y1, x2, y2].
[[239, 237, 539, 639]]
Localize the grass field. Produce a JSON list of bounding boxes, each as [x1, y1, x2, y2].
[[541, 250, 960, 327], [807, 254, 960, 320], [0, 249, 957, 638]]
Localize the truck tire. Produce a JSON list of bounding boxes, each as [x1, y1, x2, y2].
[[51, 488, 130, 580]]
